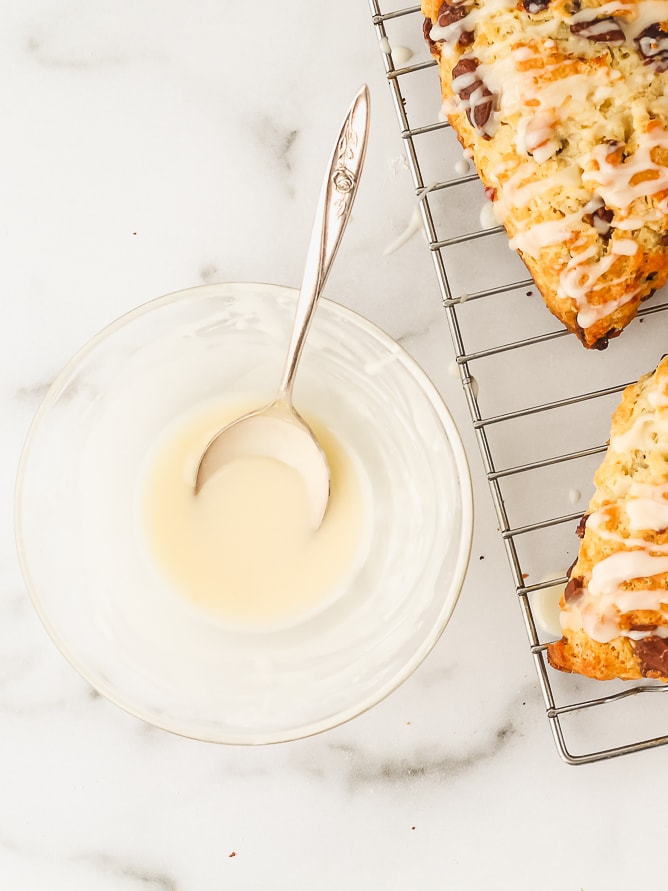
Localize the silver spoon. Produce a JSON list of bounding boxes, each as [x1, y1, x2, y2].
[[194, 84, 370, 528]]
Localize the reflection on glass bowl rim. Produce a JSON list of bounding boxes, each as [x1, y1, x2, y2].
[[15, 282, 473, 745]]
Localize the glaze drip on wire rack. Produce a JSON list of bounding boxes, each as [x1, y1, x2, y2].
[[370, 0, 668, 764]]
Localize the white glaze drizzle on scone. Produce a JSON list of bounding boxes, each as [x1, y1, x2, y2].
[[548, 357, 668, 681], [422, 0, 668, 348]]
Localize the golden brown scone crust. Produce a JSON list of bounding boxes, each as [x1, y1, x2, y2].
[[547, 356, 668, 681], [422, 0, 668, 348]]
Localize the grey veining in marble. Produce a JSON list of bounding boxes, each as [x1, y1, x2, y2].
[[3, 2, 667, 890]]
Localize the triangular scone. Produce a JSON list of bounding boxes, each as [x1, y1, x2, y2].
[[548, 356, 668, 681], [422, 0, 668, 349]]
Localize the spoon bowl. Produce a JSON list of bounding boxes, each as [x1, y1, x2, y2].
[[194, 400, 330, 528], [194, 84, 371, 522]]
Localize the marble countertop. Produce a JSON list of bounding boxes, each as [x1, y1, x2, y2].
[[3, 2, 664, 888]]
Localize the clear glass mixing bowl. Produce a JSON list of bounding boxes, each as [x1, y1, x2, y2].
[[15, 282, 472, 743]]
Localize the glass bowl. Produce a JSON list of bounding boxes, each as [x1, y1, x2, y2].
[[15, 282, 473, 744]]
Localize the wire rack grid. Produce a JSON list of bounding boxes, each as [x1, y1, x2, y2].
[[369, 1, 668, 764]]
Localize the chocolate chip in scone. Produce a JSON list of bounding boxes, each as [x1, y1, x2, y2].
[[430, 0, 476, 48], [575, 514, 588, 539], [470, 89, 495, 132], [451, 57, 496, 136], [564, 575, 585, 603], [423, 17, 437, 51], [633, 635, 668, 676], [452, 56, 478, 79], [590, 328, 621, 350], [636, 24, 668, 72], [523, 0, 550, 13], [583, 204, 614, 240], [437, 2, 470, 28], [570, 18, 625, 44]]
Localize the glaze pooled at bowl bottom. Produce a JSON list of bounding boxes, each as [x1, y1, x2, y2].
[[141, 400, 367, 627]]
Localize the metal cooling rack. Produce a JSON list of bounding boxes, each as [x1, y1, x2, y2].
[[370, 1, 668, 764]]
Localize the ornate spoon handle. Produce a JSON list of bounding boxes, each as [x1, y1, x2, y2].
[[277, 85, 371, 401]]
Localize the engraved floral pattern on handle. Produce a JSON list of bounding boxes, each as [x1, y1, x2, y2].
[[331, 116, 361, 218]]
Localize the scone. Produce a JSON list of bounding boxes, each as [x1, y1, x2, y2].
[[421, 0, 668, 349], [548, 356, 668, 681]]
